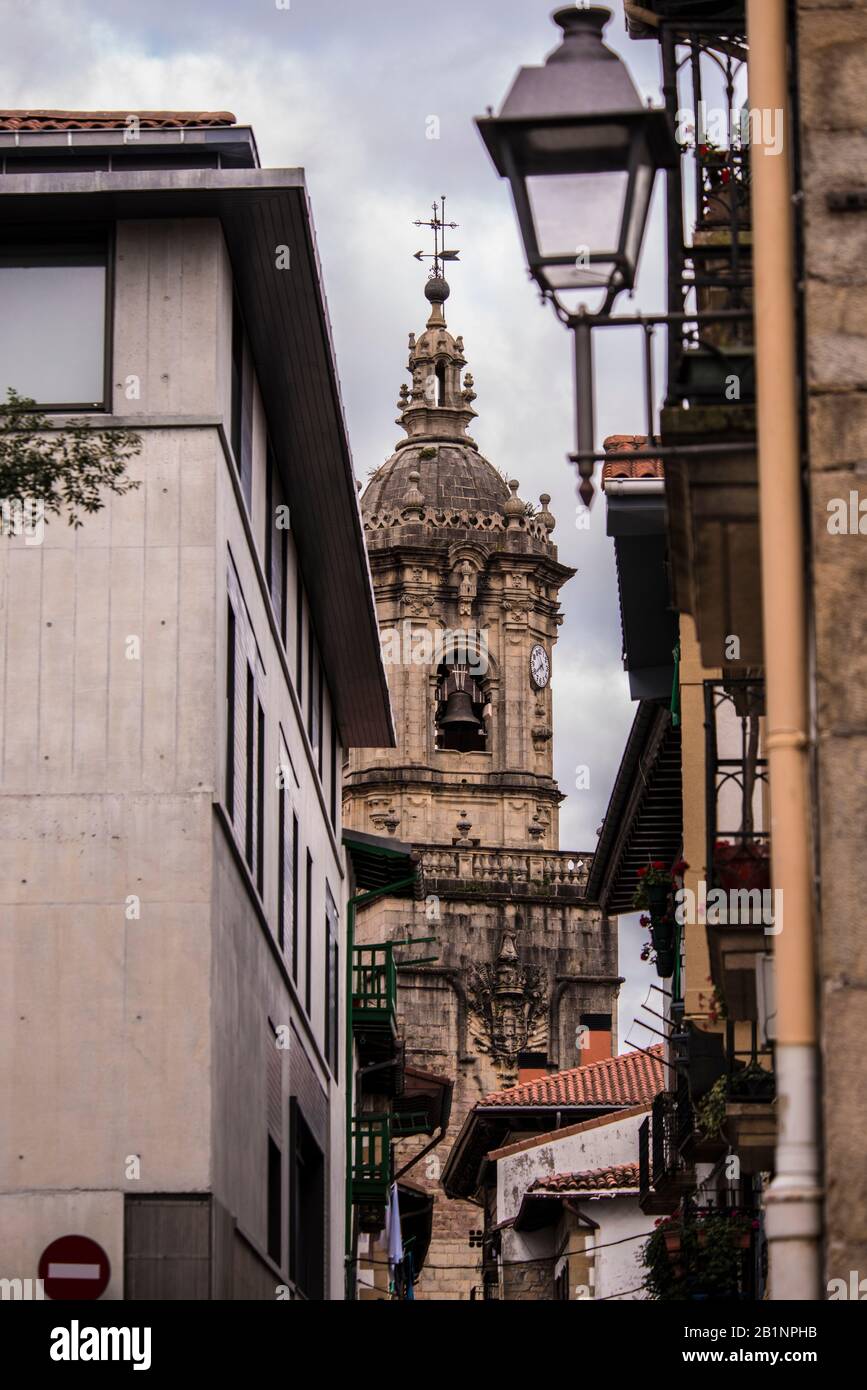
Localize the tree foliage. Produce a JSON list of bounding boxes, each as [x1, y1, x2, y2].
[[0, 388, 142, 532]]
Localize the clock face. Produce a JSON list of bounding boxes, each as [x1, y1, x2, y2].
[[530, 644, 550, 689]]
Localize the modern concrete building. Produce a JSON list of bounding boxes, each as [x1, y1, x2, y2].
[[0, 110, 392, 1299]]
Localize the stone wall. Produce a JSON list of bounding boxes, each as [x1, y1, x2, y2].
[[355, 886, 618, 1299], [797, 0, 867, 1288]]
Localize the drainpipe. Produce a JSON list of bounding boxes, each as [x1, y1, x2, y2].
[[746, 0, 822, 1300], [344, 875, 417, 1301]]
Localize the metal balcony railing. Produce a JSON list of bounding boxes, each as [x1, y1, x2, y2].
[[704, 677, 769, 895]]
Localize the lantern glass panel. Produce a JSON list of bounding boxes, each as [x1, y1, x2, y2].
[[526, 169, 627, 263]]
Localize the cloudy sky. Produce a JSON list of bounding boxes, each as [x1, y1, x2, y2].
[[4, 0, 673, 1047]]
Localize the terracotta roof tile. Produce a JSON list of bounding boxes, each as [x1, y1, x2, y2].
[[480, 1045, 664, 1109], [0, 110, 236, 132], [601, 434, 665, 483], [529, 1162, 640, 1194]]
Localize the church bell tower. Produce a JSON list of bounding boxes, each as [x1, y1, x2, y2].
[[345, 205, 619, 1299]]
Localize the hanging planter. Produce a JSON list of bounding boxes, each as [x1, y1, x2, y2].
[[647, 881, 670, 912], [655, 946, 676, 979], [632, 859, 687, 912], [651, 919, 675, 954]]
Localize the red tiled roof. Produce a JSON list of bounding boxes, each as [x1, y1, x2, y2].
[[480, 1046, 664, 1109], [0, 110, 237, 132], [601, 434, 664, 483], [529, 1162, 640, 1194]]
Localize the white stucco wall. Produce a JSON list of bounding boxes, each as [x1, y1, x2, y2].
[[497, 1106, 656, 1300]]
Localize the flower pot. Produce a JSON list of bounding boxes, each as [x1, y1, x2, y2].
[[655, 947, 675, 978], [714, 842, 770, 893], [651, 921, 675, 954], [647, 882, 670, 912], [663, 1232, 681, 1255]]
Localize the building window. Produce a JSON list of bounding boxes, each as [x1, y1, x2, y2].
[[0, 231, 108, 409], [289, 1100, 325, 1300], [296, 564, 304, 703], [244, 666, 255, 871], [304, 851, 313, 1014], [329, 719, 339, 834], [267, 1136, 282, 1267], [256, 700, 265, 895], [230, 292, 253, 508], [308, 632, 322, 771], [265, 443, 289, 646], [225, 605, 237, 820], [291, 814, 300, 982], [278, 777, 286, 951], [324, 885, 339, 1077]]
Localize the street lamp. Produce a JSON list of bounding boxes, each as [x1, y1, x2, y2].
[[476, 5, 678, 504]]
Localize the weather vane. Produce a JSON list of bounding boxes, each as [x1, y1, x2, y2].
[[413, 195, 460, 280]]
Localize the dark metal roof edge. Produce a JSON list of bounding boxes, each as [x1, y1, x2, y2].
[[585, 700, 671, 908]]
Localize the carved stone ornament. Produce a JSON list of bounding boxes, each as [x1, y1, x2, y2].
[[467, 927, 547, 1079]]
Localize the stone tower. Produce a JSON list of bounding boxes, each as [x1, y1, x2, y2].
[[346, 271, 619, 1300]]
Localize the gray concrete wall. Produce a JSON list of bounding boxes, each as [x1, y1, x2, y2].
[[0, 215, 347, 1299]]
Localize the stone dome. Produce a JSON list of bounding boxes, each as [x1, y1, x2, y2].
[[362, 443, 510, 515]]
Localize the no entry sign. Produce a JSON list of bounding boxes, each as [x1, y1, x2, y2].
[[38, 1235, 110, 1301]]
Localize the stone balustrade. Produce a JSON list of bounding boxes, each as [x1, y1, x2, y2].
[[417, 845, 592, 897]]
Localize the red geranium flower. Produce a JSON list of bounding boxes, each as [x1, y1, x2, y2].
[[636, 866, 647, 878]]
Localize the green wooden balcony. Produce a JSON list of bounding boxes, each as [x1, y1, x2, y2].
[[351, 1115, 391, 1205], [352, 945, 397, 1063]]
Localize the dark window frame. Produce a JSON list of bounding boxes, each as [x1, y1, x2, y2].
[[324, 885, 339, 1077], [225, 604, 237, 820], [289, 1099, 325, 1300], [244, 664, 255, 871], [291, 813, 300, 983], [267, 1135, 282, 1267], [256, 699, 265, 896], [305, 850, 313, 1014], [277, 779, 286, 951], [0, 223, 113, 413]]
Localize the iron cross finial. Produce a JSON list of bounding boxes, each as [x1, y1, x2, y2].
[[412, 195, 460, 279]]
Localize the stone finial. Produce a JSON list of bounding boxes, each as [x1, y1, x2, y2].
[[538, 493, 555, 533], [504, 478, 525, 527], [462, 371, 477, 406], [404, 470, 425, 517], [383, 807, 400, 834], [528, 813, 545, 841], [455, 811, 473, 847], [408, 332, 416, 350]]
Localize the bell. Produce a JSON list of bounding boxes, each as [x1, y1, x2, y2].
[[439, 689, 481, 731]]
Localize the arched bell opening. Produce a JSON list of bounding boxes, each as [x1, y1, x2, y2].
[[435, 661, 489, 753], [435, 360, 446, 407]]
